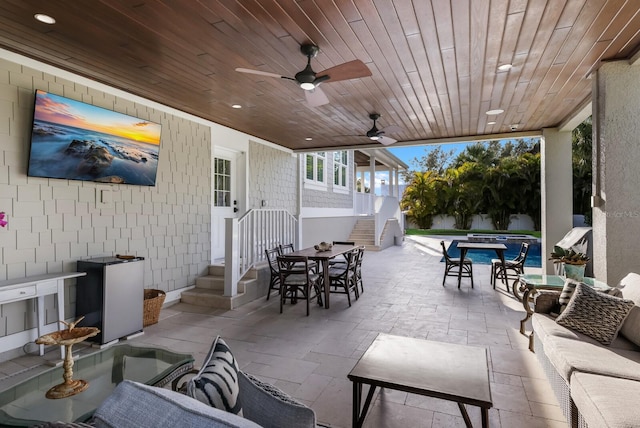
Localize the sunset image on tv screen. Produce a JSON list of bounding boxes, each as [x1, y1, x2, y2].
[[28, 90, 162, 186]]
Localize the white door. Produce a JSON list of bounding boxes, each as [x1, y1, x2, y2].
[[211, 150, 237, 262]]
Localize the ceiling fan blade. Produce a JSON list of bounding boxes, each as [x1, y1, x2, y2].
[[316, 60, 372, 83], [305, 87, 329, 107], [378, 135, 398, 146], [380, 125, 403, 134], [235, 68, 285, 79]]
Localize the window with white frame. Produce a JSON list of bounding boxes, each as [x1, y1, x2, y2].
[[333, 150, 348, 190], [305, 152, 326, 189]]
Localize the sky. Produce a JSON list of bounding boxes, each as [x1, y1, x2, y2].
[[387, 142, 472, 169], [362, 142, 474, 192]]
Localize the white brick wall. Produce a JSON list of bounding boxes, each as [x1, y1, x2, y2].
[[0, 57, 211, 339]]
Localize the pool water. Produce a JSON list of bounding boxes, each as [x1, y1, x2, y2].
[[443, 240, 542, 267]]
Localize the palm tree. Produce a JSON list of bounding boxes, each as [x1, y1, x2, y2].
[[401, 171, 439, 229]]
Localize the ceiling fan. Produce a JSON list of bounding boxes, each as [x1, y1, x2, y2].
[[364, 113, 402, 145], [235, 44, 371, 107]]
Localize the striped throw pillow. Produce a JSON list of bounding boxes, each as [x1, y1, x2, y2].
[[187, 336, 242, 415]]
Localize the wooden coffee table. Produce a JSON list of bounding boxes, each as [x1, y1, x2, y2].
[[348, 334, 492, 427]]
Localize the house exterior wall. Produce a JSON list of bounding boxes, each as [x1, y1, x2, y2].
[[301, 152, 353, 209], [248, 141, 297, 213], [592, 61, 640, 285], [0, 56, 211, 348]]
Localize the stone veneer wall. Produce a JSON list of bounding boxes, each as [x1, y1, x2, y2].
[[0, 57, 211, 340], [248, 141, 297, 212], [302, 152, 352, 208]]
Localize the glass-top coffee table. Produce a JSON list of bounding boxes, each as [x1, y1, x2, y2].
[[0, 344, 194, 427]]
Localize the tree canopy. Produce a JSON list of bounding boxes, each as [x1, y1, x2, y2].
[[401, 125, 590, 231]]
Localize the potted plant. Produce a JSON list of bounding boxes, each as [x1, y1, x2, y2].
[[549, 246, 590, 280]]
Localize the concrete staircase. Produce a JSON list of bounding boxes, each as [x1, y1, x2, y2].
[[348, 218, 380, 250], [180, 264, 269, 310]]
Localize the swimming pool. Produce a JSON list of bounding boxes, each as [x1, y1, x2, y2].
[[443, 240, 542, 267]]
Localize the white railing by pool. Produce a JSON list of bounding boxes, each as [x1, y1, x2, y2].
[[224, 209, 298, 296]]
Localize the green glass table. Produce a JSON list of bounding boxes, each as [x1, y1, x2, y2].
[[517, 274, 610, 335], [0, 344, 194, 427]]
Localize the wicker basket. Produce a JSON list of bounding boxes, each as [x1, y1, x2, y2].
[[143, 289, 166, 327]]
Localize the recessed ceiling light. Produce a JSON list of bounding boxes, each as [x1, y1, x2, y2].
[[486, 109, 504, 115], [34, 13, 56, 24], [498, 64, 513, 71], [305, 137, 313, 141], [231, 104, 242, 109], [487, 121, 496, 125]]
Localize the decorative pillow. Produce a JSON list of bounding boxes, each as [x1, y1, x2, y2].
[[619, 273, 640, 346], [93, 380, 260, 428], [558, 278, 582, 312], [556, 282, 635, 345], [237, 371, 316, 428], [186, 336, 243, 415]]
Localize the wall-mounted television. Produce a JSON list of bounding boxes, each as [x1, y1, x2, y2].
[[28, 90, 162, 186]]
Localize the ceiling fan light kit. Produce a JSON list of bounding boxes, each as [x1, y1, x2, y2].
[[236, 43, 371, 106]]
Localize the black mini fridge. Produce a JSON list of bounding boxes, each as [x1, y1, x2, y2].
[[76, 256, 144, 345]]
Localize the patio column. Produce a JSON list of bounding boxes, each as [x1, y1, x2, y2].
[[389, 167, 395, 197], [592, 60, 640, 284], [541, 128, 573, 274]]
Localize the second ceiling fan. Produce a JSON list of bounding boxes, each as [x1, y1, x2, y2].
[[236, 44, 371, 107], [364, 113, 402, 146]]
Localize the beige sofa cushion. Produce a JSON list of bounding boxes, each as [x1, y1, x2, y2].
[[532, 313, 637, 351], [619, 273, 640, 347], [571, 372, 640, 428], [544, 335, 640, 382]]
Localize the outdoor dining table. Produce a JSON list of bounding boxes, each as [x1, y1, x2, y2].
[[455, 242, 508, 289], [287, 244, 357, 309]]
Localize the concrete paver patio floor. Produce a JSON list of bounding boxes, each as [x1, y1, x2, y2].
[[0, 235, 566, 427]]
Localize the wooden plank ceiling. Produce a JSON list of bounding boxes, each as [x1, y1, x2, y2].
[[0, 1, 638, 152]]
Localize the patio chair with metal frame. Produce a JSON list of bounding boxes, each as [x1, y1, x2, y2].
[[440, 241, 474, 288], [490, 242, 530, 292], [329, 241, 355, 267], [353, 246, 365, 295], [277, 255, 323, 316], [264, 247, 281, 301], [327, 248, 359, 306]]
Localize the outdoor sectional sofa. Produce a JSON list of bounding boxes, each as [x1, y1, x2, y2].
[[531, 272, 640, 428]]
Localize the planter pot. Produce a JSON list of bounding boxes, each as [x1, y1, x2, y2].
[[564, 263, 586, 281]]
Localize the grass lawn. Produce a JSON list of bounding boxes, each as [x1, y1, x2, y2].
[[405, 229, 542, 238]]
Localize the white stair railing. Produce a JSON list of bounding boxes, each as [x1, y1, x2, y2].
[[224, 209, 298, 296]]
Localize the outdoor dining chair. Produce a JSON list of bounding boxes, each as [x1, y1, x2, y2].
[[264, 247, 281, 301], [490, 242, 530, 291], [353, 246, 365, 295], [279, 243, 319, 273], [276, 255, 323, 316], [327, 248, 359, 306], [440, 241, 474, 288], [329, 241, 355, 267]]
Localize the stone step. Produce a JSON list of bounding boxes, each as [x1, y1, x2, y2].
[[207, 264, 257, 279], [180, 288, 252, 310], [194, 276, 247, 293]]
